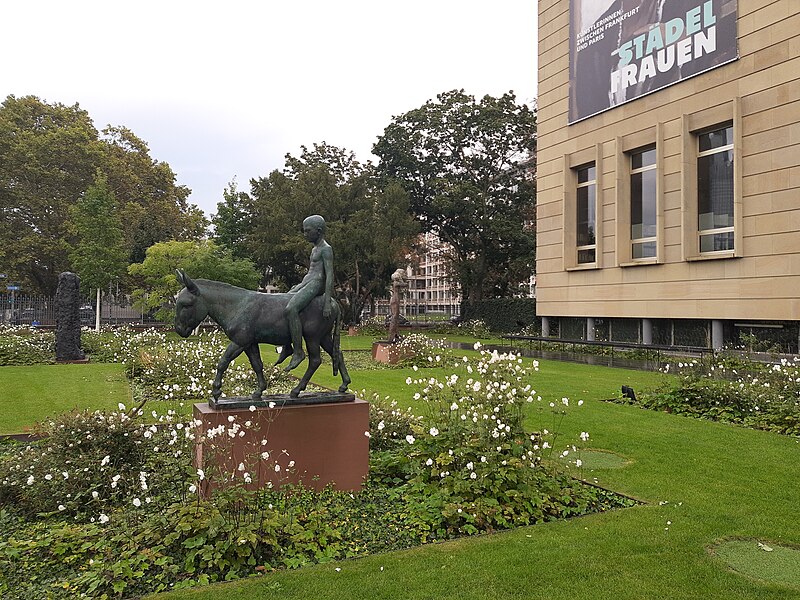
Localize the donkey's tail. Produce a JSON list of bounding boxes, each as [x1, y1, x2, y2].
[[332, 299, 341, 377]]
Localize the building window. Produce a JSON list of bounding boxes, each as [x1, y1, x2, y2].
[[697, 124, 734, 253], [630, 147, 657, 259], [576, 163, 596, 264]]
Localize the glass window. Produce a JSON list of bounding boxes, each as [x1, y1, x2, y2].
[[697, 125, 734, 252], [630, 147, 657, 260], [576, 164, 596, 264]]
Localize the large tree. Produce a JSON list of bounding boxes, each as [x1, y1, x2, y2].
[[0, 95, 100, 293], [69, 171, 128, 330], [373, 90, 537, 304], [0, 95, 207, 294], [214, 143, 419, 323]]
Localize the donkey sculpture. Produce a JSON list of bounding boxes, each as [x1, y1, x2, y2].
[[174, 270, 350, 401]]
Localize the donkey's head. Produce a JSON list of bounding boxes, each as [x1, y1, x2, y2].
[[174, 270, 209, 337]]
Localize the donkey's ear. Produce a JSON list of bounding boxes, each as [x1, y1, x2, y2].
[[176, 269, 199, 295]]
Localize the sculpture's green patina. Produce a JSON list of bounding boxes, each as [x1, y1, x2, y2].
[[284, 215, 334, 370], [174, 267, 350, 402]]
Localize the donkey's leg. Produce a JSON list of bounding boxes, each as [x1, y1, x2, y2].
[[244, 344, 267, 400], [213, 342, 245, 401], [321, 335, 351, 393], [273, 343, 293, 367], [290, 339, 322, 398]]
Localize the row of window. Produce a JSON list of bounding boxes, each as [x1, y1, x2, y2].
[[574, 122, 735, 266]]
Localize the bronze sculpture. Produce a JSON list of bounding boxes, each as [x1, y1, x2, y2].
[[174, 270, 350, 402]]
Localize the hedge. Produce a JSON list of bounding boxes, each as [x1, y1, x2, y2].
[[459, 298, 537, 333]]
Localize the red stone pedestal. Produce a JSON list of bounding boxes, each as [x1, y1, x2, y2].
[[194, 397, 369, 492], [371, 341, 414, 365]]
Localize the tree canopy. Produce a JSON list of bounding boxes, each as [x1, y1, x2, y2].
[[69, 171, 128, 292], [127, 240, 260, 322], [212, 143, 419, 323], [373, 89, 537, 304], [0, 95, 207, 294]]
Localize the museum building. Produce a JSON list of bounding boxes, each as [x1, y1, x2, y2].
[[535, 0, 800, 350]]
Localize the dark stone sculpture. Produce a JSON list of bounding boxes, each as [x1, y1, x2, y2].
[[174, 270, 350, 403], [55, 272, 85, 362]]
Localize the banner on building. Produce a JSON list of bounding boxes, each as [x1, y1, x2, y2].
[[568, 0, 738, 124]]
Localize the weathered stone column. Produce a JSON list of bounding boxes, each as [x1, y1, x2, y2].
[[55, 272, 85, 362]]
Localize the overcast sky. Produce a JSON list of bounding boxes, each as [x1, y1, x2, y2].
[[3, 1, 538, 218]]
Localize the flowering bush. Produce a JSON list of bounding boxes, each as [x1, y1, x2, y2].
[[0, 405, 195, 519], [119, 329, 296, 404], [0, 342, 634, 598], [371, 348, 627, 538], [621, 356, 800, 436], [457, 319, 492, 339], [384, 333, 450, 369], [353, 315, 386, 337], [0, 325, 55, 365]]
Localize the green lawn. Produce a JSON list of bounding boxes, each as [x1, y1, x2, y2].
[[151, 357, 799, 599], [0, 363, 131, 434], [3, 340, 798, 599]]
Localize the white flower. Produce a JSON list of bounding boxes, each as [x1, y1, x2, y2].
[[450, 402, 459, 411], [473, 342, 482, 350], [470, 472, 477, 480], [197, 468, 205, 481], [288, 460, 295, 468], [575, 459, 583, 468], [132, 498, 142, 507], [429, 427, 439, 436], [58, 504, 66, 511], [189, 484, 197, 493], [118, 403, 126, 411], [466, 462, 474, 470], [101, 455, 110, 467], [249, 405, 256, 412], [244, 473, 252, 484], [405, 434, 415, 444], [364, 431, 371, 438], [238, 462, 245, 471], [92, 491, 99, 500], [562, 397, 569, 406], [98, 513, 109, 524], [44, 474, 53, 481], [377, 421, 385, 431], [227, 415, 235, 423], [580, 432, 590, 442], [274, 464, 281, 472], [426, 458, 433, 466]]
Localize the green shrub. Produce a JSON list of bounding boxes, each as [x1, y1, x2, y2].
[[457, 319, 492, 339], [0, 326, 54, 365], [352, 315, 386, 337], [0, 347, 634, 598], [460, 298, 537, 333], [619, 356, 800, 436]]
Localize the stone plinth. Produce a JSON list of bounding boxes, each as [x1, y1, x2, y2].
[[194, 395, 369, 492], [371, 341, 413, 365]]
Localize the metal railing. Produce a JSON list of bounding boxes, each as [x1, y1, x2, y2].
[[0, 292, 162, 327]]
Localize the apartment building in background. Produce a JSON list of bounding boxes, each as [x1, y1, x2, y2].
[[536, 0, 800, 350]]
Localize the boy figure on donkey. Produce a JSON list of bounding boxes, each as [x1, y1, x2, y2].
[[284, 214, 334, 371]]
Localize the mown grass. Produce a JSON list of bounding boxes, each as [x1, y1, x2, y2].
[[4, 336, 799, 599], [0, 363, 131, 434], [152, 349, 799, 599]]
